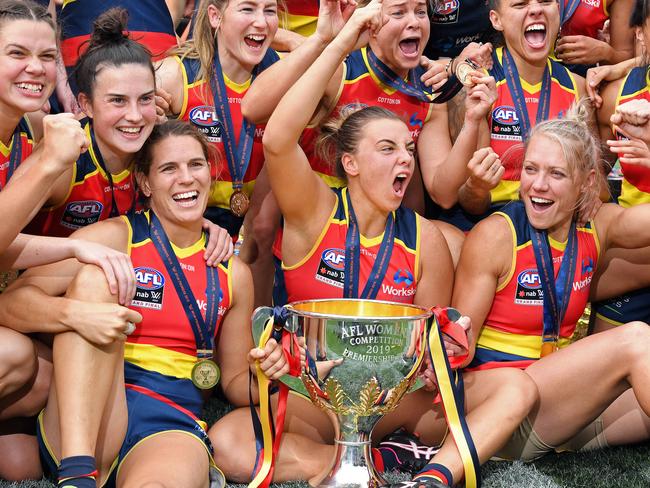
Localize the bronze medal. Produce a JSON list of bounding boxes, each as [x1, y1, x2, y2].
[[455, 60, 480, 87], [229, 189, 250, 217], [191, 359, 221, 389]]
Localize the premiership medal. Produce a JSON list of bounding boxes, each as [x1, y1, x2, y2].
[[455, 59, 481, 87], [229, 188, 250, 217], [191, 359, 221, 389]]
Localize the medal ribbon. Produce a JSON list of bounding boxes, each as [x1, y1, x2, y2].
[[559, 0, 582, 27], [366, 47, 438, 103], [343, 189, 395, 299], [209, 49, 278, 194], [0, 125, 23, 191], [149, 211, 220, 360], [501, 47, 552, 141], [426, 309, 481, 487], [89, 123, 136, 217], [529, 220, 578, 354]]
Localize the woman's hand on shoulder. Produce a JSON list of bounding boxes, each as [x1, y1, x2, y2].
[[202, 219, 235, 266]]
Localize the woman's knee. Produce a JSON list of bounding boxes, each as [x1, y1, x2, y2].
[[209, 410, 256, 482], [492, 369, 539, 420], [617, 321, 650, 364], [0, 332, 38, 397]]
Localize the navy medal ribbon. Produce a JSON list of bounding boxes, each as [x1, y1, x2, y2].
[[559, 0, 582, 28], [529, 220, 578, 355], [0, 125, 23, 191], [343, 189, 395, 299], [150, 211, 221, 360], [501, 47, 552, 141], [209, 48, 279, 195], [90, 123, 136, 217]]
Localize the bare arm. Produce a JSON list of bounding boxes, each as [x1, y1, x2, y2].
[[596, 201, 650, 251], [451, 215, 512, 365], [597, 77, 625, 166], [241, 0, 355, 124], [606, 0, 636, 65], [0, 219, 135, 342], [155, 56, 186, 116], [214, 257, 255, 406], [417, 73, 497, 209], [413, 216, 454, 308]]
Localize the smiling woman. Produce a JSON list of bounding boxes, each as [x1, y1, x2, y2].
[[453, 104, 650, 461], [19, 7, 157, 238]]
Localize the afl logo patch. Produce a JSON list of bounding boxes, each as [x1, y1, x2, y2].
[[322, 248, 346, 271], [61, 200, 103, 230], [316, 248, 346, 289], [435, 0, 459, 15], [189, 105, 221, 142], [133, 267, 165, 310], [432, 0, 460, 23], [492, 106, 519, 126], [514, 269, 542, 305]]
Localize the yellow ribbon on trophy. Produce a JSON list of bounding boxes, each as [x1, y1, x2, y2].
[[427, 308, 481, 488]]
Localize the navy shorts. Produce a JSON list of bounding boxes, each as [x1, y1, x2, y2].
[[593, 287, 650, 326], [37, 385, 218, 487]]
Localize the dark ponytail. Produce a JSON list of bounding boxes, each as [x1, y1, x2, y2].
[[74, 7, 154, 98]]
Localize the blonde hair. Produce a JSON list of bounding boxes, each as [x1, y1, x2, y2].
[[525, 99, 606, 221], [173, 0, 284, 89]]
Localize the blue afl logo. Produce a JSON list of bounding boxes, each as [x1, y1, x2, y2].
[[322, 248, 346, 271], [189, 105, 218, 127], [435, 0, 459, 14], [492, 106, 519, 126], [65, 200, 103, 218], [135, 267, 165, 290], [517, 269, 541, 290]]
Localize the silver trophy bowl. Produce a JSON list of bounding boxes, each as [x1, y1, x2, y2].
[[253, 299, 430, 488]]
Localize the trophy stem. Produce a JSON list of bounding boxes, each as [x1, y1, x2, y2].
[[311, 415, 387, 488]]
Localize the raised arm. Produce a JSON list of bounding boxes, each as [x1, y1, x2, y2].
[[0, 114, 87, 254], [241, 0, 356, 124], [263, 0, 385, 230], [419, 73, 497, 208], [451, 215, 512, 365]]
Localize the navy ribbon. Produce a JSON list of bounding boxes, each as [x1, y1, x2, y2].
[[343, 189, 395, 299], [559, 0, 582, 28], [366, 47, 461, 104], [150, 211, 220, 359], [501, 47, 552, 141], [209, 48, 279, 192], [89, 123, 135, 217], [529, 221, 578, 348], [0, 125, 23, 191]]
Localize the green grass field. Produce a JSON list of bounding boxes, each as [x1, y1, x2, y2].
[[2, 445, 650, 487]]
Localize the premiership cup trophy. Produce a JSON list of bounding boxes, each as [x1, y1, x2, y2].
[[253, 299, 431, 488]]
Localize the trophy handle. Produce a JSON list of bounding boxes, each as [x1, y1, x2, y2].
[[251, 306, 311, 398]]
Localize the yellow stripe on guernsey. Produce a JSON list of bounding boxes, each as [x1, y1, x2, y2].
[[0, 131, 31, 158], [124, 342, 197, 380], [477, 326, 572, 359], [282, 13, 317, 37]]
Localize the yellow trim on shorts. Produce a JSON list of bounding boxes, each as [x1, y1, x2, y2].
[[115, 429, 219, 482]]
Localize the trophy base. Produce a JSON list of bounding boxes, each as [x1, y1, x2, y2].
[[311, 439, 387, 488]]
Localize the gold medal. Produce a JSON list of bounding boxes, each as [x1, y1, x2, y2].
[[540, 341, 558, 357], [191, 359, 221, 389], [0, 270, 18, 294], [455, 59, 481, 87], [229, 189, 250, 217]]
